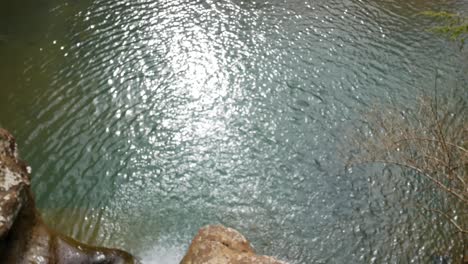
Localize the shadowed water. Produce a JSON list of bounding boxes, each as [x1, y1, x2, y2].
[[0, 0, 467, 263]]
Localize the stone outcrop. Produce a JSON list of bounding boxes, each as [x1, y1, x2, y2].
[[0, 128, 137, 263], [181, 225, 287, 264]]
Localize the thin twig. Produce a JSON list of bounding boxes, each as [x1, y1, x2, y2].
[[417, 203, 468, 234], [352, 159, 468, 204]]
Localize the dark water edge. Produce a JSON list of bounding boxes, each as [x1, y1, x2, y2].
[[1, 0, 468, 263]]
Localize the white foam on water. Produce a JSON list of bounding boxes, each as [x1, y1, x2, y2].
[[140, 244, 186, 264]]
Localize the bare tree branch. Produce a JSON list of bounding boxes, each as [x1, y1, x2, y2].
[[347, 95, 468, 237]]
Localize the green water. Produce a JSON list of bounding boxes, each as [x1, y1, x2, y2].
[[1, 0, 467, 263]]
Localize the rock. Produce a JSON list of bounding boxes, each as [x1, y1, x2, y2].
[[180, 225, 287, 264], [0, 128, 137, 263], [0, 128, 28, 239]]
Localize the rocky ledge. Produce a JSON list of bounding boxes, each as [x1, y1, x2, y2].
[[181, 225, 286, 264], [0, 128, 137, 263]]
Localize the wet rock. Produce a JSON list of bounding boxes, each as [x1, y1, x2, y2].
[[0, 128, 137, 263], [180, 225, 287, 264]]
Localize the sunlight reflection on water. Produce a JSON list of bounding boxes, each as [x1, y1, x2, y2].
[[1, 0, 467, 263]]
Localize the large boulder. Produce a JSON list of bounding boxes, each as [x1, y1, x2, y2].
[[0, 128, 137, 263], [180, 225, 287, 264]]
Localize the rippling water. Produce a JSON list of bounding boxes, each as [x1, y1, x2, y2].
[[1, 0, 467, 263]]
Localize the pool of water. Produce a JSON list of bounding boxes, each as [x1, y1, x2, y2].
[[0, 0, 467, 263]]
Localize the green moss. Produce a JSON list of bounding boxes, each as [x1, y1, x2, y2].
[[419, 11, 458, 20], [420, 11, 468, 48]]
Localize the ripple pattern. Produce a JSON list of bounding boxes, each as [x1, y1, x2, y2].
[[0, 0, 467, 263]]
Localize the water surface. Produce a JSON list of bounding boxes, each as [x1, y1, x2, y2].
[[0, 0, 467, 263]]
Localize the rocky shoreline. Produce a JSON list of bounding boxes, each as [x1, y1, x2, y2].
[[0, 128, 285, 264]]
